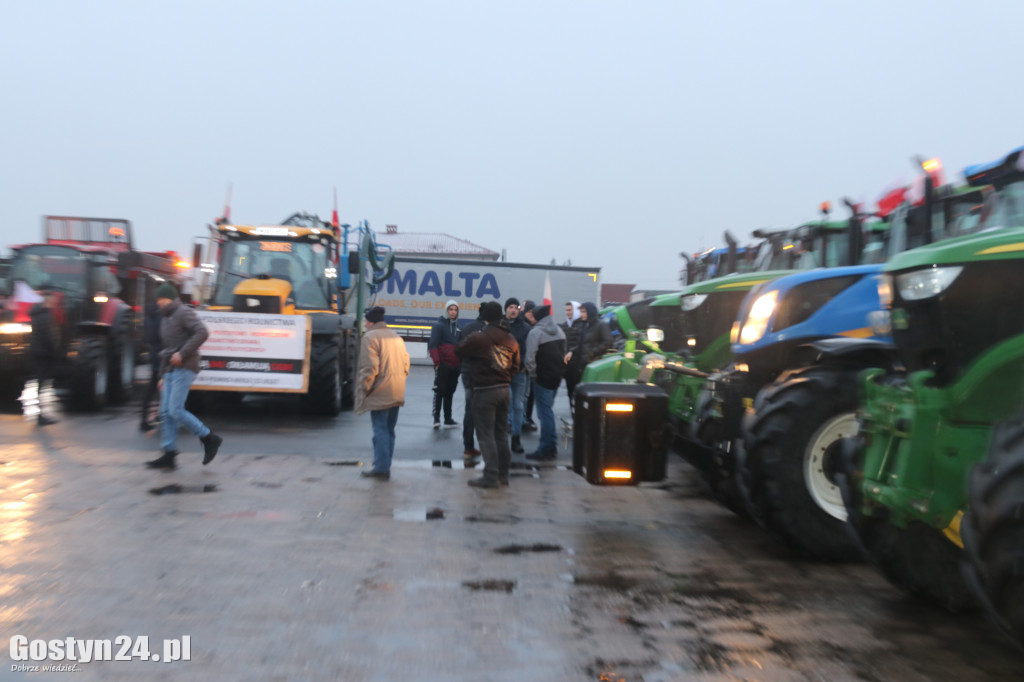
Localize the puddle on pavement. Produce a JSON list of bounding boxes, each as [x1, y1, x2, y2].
[[462, 579, 516, 593], [251, 481, 283, 488], [493, 543, 563, 555], [149, 484, 218, 496], [572, 572, 638, 590], [393, 507, 445, 522], [464, 514, 519, 524], [324, 460, 362, 467]]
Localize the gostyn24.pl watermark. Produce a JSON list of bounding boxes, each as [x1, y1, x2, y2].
[[10, 635, 191, 669]]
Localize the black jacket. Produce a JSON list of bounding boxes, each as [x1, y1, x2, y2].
[[458, 315, 486, 385], [577, 302, 613, 365], [454, 320, 519, 390], [506, 314, 531, 371]]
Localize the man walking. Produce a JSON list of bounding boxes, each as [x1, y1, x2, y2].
[[145, 282, 222, 471], [356, 306, 410, 480], [523, 305, 566, 460], [428, 299, 461, 429], [504, 297, 530, 454], [455, 301, 519, 489]]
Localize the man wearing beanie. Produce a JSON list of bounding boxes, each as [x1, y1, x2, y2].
[[356, 306, 410, 480], [145, 282, 223, 471], [503, 297, 530, 454], [523, 305, 566, 460], [427, 299, 462, 429], [455, 301, 519, 488]]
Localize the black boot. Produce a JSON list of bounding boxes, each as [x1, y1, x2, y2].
[[511, 435, 524, 454], [200, 432, 223, 465], [146, 450, 178, 471], [37, 414, 58, 427]]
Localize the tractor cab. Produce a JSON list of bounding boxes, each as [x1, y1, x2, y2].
[[7, 244, 122, 327]]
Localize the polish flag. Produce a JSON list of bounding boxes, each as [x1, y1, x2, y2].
[[542, 272, 552, 306]]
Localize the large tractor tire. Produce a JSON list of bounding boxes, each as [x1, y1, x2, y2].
[[690, 389, 750, 518], [740, 366, 862, 561], [68, 336, 109, 411], [341, 330, 358, 409], [963, 414, 1024, 646], [106, 309, 135, 403], [839, 434, 978, 612], [305, 335, 342, 416]]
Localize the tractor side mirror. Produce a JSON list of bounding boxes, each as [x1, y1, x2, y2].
[[347, 251, 360, 275]]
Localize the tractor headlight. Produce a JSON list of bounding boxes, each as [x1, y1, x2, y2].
[[646, 327, 664, 343], [895, 266, 963, 301], [877, 274, 893, 309], [738, 290, 778, 345], [680, 293, 708, 311], [0, 323, 32, 334]]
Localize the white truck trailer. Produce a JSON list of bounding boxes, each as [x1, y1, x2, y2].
[[373, 257, 601, 339]]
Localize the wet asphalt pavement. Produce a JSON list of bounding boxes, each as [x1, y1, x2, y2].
[[1, 359, 1022, 681]]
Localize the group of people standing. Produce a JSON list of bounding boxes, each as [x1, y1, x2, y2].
[[426, 297, 613, 488]]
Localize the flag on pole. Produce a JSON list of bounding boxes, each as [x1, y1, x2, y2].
[[542, 272, 552, 306]]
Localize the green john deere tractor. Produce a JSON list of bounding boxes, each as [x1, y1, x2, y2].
[[842, 147, 1024, 646]]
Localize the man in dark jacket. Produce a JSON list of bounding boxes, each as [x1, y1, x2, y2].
[[576, 301, 613, 368], [27, 286, 61, 426], [523, 305, 566, 460], [504, 297, 531, 454], [458, 307, 486, 466], [520, 300, 538, 432], [145, 282, 222, 471], [561, 300, 584, 412], [428, 299, 462, 429], [455, 301, 519, 489]]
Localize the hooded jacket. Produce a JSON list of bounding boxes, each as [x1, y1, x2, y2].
[[159, 298, 209, 375], [561, 300, 583, 362], [525, 314, 566, 390], [577, 301, 613, 365], [454, 319, 519, 390], [354, 321, 411, 416], [428, 299, 461, 368]]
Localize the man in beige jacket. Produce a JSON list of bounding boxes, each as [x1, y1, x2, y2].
[[356, 306, 410, 480]]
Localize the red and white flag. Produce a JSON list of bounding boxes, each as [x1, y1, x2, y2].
[[542, 272, 552, 306]]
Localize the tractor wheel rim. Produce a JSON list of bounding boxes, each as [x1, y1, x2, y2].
[[804, 412, 858, 522]]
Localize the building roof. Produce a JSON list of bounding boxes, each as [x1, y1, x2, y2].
[[377, 225, 499, 260]]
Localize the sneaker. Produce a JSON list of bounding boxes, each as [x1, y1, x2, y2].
[[443, 420, 458, 429], [463, 448, 481, 456], [200, 432, 223, 465], [37, 414, 58, 427], [526, 450, 557, 461], [140, 421, 153, 432], [360, 470, 390, 480], [145, 451, 178, 471], [522, 420, 538, 432], [467, 477, 499, 489], [463, 457, 480, 469], [510, 435, 524, 454], [433, 421, 441, 429]]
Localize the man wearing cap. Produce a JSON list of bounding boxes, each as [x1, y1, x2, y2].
[[356, 306, 410, 480], [455, 301, 519, 488], [523, 305, 566, 460], [427, 299, 462, 429], [145, 282, 222, 471], [458, 306, 486, 467]]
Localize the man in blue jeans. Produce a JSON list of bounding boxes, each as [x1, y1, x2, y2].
[[145, 282, 222, 471], [504, 297, 531, 454], [523, 305, 566, 460], [355, 306, 410, 480]]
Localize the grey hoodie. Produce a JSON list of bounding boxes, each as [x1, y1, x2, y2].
[[525, 314, 567, 390]]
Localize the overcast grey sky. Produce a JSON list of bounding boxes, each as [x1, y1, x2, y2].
[[3, 1, 1020, 290]]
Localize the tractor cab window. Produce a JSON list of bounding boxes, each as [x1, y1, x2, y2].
[[979, 180, 1024, 232], [10, 246, 89, 299], [90, 265, 122, 296], [212, 238, 331, 309]]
